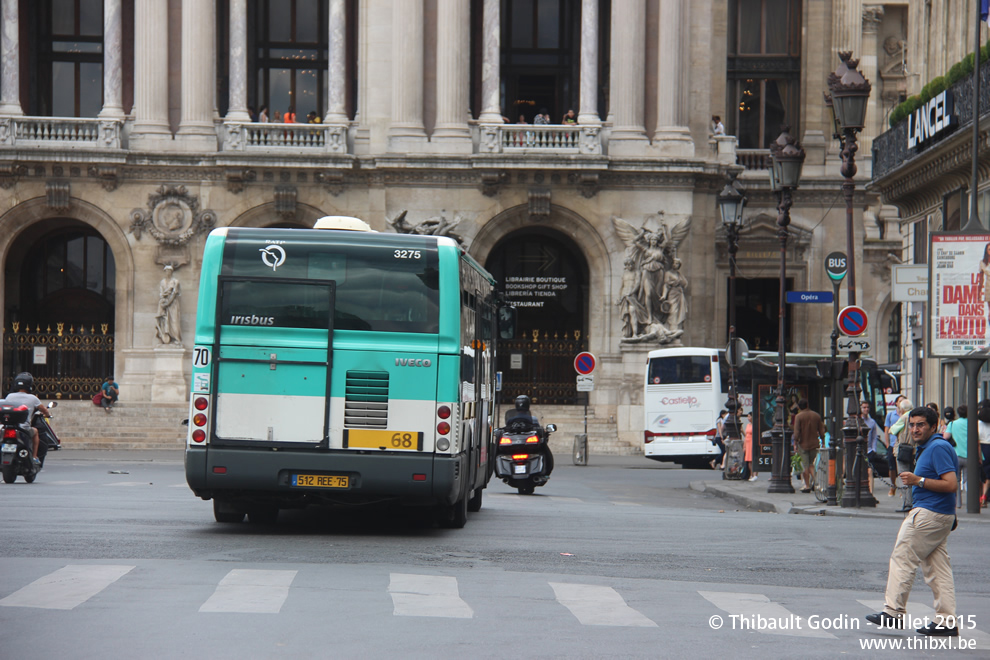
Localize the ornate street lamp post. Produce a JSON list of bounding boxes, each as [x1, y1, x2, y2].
[[767, 125, 805, 494], [718, 175, 746, 467], [828, 51, 877, 507]]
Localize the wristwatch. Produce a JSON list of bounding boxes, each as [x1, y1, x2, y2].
[[920, 477, 926, 489]]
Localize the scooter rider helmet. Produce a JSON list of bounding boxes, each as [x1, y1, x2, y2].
[[514, 395, 531, 412], [13, 372, 34, 392]]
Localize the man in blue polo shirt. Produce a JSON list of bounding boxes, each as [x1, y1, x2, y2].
[[866, 406, 959, 636]]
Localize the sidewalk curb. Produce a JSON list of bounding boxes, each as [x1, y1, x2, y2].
[[692, 480, 990, 523], [690, 480, 793, 515]]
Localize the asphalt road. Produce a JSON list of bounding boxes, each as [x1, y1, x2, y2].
[[1, 451, 988, 659]]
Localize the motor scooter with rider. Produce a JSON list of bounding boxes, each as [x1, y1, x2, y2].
[[1, 372, 59, 484], [494, 395, 556, 495]]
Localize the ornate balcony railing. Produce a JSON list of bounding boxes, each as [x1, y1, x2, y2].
[[221, 121, 348, 153], [737, 148, 771, 170], [477, 124, 602, 155], [0, 116, 122, 149]]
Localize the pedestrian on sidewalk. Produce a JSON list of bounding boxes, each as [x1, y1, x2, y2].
[[979, 401, 990, 507], [744, 413, 756, 481], [712, 409, 728, 470], [885, 395, 906, 497], [866, 405, 959, 637], [861, 401, 887, 492], [945, 405, 968, 505], [791, 399, 825, 493]]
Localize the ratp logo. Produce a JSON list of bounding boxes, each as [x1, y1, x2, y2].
[[259, 244, 286, 271]]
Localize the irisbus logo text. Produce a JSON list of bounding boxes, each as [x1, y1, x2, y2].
[[660, 396, 699, 407]]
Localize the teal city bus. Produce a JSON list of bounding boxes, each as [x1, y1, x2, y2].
[[184, 219, 510, 527]]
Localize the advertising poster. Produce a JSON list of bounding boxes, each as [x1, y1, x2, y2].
[[929, 233, 990, 357]]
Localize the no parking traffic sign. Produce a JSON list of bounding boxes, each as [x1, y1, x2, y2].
[[837, 306, 869, 337], [574, 352, 597, 375]]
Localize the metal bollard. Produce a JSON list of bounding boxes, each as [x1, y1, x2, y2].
[[572, 433, 588, 466]]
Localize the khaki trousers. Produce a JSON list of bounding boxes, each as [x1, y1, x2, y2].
[[883, 507, 956, 620]]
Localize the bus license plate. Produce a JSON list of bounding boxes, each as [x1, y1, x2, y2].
[[292, 474, 349, 489], [344, 430, 423, 451]]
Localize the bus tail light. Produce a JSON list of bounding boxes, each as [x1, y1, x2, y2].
[[194, 397, 209, 411], [192, 429, 206, 443], [644, 430, 660, 444], [437, 405, 451, 419], [437, 422, 450, 435], [193, 413, 207, 427]]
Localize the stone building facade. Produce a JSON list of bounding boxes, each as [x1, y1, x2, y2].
[[0, 0, 917, 451], [871, 3, 990, 408]]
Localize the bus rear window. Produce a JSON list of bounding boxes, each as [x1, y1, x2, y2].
[[221, 281, 332, 329], [221, 232, 440, 333], [647, 356, 712, 384]]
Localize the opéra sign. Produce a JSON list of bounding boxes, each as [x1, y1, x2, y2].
[[907, 90, 956, 150]]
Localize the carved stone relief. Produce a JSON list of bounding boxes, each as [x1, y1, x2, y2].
[[130, 185, 217, 246]]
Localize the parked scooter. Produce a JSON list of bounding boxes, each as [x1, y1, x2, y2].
[[494, 417, 557, 495], [0, 400, 58, 483]]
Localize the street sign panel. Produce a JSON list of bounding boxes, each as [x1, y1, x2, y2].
[[837, 337, 871, 352], [576, 374, 595, 391], [825, 252, 848, 283], [785, 291, 834, 304], [837, 306, 869, 337], [891, 264, 928, 302], [574, 352, 597, 375]]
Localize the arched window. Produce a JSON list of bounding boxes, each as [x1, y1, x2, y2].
[[21, 229, 115, 328]]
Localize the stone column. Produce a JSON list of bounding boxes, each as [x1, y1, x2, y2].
[[654, 0, 692, 156], [577, 0, 600, 125], [607, 0, 647, 153], [98, 0, 124, 118], [130, 0, 171, 145], [860, 5, 883, 155], [832, 0, 862, 58], [432, 0, 471, 150], [225, 0, 250, 122], [387, 0, 426, 151], [325, 0, 348, 124], [177, 0, 218, 149], [477, 0, 502, 123], [0, 0, 23, 115]]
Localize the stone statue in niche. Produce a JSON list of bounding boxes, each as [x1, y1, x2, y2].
[[155, 264, 182, 345], [612, 212, 691, 344]]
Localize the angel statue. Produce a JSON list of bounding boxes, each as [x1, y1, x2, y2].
[[612, 213, 691, 343], [388, 209, 465, 246]]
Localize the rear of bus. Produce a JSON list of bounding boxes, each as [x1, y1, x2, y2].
[[184, 226, 491, 525], [643, 349, 723, 467]]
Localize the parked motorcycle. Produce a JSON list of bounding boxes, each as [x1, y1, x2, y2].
[[1, 400, 58, 483], [493, 418, 556, 495]]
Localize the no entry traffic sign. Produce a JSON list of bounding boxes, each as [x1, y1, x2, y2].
[[837, 306, 869, 337], [574, 352, 597, 375]]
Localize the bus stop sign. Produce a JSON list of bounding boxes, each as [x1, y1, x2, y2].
[[574, 352, 597, 375], [826, 252, 847, 283]]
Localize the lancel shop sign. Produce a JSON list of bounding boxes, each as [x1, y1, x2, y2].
[[906, 90, 957, 150]]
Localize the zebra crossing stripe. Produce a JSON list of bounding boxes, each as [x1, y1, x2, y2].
[[699, 591, 836, 638], [199, 569, 297, 613], [388, 573, 473, 618], [549, 582, 657, 627], [0, 565, 134, 610]]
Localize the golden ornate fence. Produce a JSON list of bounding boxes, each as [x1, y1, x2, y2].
[[497, 329, 586, 405], [2, 322, 114, 399]]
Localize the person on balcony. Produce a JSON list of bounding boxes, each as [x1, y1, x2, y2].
[[534, 108, 550, 125]]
